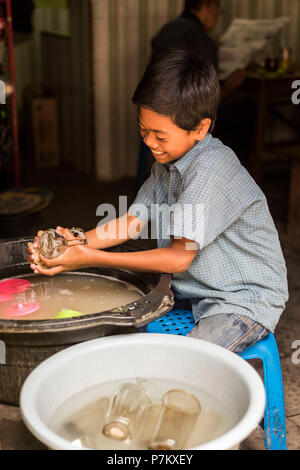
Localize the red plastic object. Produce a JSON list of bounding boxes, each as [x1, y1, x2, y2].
[[0, 8, 5, 39], [6, 0, 20, 188], [0, 292, 12, 302], [4, 302, 40, 318], [0, 278, 31, 294]]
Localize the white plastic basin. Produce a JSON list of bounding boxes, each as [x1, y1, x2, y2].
[[20, 333, 265, 450]]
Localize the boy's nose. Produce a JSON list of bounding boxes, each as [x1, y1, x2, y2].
[[143, 133, 159, 149]]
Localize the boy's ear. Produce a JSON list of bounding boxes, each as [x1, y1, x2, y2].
[[193, 118, 211, 141]]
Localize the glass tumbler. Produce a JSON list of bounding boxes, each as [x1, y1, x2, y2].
[[148, 389, 201, 450], [102, 383, 151, 442], [38, 227, 87, 259]]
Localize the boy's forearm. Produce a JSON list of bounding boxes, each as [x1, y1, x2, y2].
[[85, 227, 128, 250], [85, 245, 187, 274], [86, 214, 144, 250]]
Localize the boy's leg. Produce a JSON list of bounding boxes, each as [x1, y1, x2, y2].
[[186, 313, 269, 354]]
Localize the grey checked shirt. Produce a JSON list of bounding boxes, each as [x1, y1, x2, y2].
[[129, 134, 288, 332]]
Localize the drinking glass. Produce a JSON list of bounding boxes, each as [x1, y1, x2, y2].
[[148, 389, 201, 450], [102, 383, 151, 442], [38, 227, 87, 259]]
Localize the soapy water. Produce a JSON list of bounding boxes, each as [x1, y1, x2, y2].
[[0, 273, 143, 320], [50, 377, 237, 450]]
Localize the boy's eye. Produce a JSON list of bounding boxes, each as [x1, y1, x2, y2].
[[139, 127, 167, 142]]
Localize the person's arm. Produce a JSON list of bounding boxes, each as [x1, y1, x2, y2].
[[220, 69, 246, 101], [29, 227, 199, 277], [28, 213, 147, 260], [85, 213, 147, 249]]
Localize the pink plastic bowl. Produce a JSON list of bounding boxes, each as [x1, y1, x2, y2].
[[4, 302, 40, 318], [0, 292, 12, 303], [0, 279, 31, 295]]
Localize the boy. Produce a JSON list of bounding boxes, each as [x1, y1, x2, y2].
[[29, 49, 288, 353]]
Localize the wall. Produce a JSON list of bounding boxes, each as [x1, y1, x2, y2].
[[13, 5, 70, 171], [14, 6, 70, 108], [12, 0, 300, 180], [91, 0, 183, 181], [13, 2, 93, 174], [92, 0, 300, 181]]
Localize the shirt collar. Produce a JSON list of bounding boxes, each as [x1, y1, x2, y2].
[[166, 133, 212, 177]]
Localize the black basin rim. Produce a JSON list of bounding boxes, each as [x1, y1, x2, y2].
[[0, 238, 174, 333], [0, 272, 173, 332]]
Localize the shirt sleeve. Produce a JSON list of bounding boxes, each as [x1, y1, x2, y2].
[[128, 164, 157, 222], [168, 166, 244, 250]]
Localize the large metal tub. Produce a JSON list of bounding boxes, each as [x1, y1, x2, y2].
[[0, 238, 174, 405]]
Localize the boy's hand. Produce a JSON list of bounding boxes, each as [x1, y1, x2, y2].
[[27, 235, 40, 264], [28, 227, 94, 276]]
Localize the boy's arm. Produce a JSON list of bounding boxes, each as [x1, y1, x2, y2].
[[27, 213, 147, 269], [83, 237, 198, 274], [220, 69, 246, 100], [30, 228, 199, 276], [85, 213, 146, 249]]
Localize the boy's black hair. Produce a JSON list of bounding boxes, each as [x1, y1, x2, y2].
[[132, 48, 220, 132], [184, 0, 220, 13]]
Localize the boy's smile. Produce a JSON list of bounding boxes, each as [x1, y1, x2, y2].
[[138, 107, 210, 165]]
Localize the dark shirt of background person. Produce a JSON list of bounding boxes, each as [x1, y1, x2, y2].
[[151, 0, 246, 101], [151, 7, 219, 72], [148, 0, 255, 170]]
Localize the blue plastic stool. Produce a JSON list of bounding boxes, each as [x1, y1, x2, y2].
[[146, 308, 287, 450]]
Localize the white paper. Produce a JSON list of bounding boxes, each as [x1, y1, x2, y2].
[[218, 17, 290, 80]]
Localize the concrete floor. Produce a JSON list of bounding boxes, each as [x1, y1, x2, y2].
[[0, 156, 299, 450]]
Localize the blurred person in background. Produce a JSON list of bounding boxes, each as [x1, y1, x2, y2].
[[149, 0, 255, 169]]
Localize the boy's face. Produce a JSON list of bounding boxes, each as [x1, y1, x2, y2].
[[138, 107, 210, 165]]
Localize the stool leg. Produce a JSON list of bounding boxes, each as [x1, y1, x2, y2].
[[260, 337, 287, 450]]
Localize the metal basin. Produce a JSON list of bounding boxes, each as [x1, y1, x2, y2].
[[0, 238, 174, 405]]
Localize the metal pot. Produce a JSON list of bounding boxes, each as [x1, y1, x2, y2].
[[0, 238, 174, 405]]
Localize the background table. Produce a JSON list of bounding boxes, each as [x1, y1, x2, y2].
[[242, 67, 300, 185]]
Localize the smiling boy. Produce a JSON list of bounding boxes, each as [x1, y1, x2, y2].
[[29, 49, 288, 353]]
